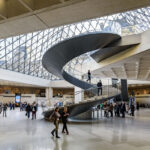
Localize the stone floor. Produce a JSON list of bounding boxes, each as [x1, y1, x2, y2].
[[0, 108, 150, 150]]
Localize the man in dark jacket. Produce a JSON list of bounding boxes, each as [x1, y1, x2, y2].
[[97, 80, 102, 96], [87, 70, 91, 83], [26, 104, 31, 119]]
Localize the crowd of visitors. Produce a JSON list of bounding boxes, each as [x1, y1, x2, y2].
[[0, 101, 38, 119], [48, 99, 138, 139], [96, 101, 136, 118]]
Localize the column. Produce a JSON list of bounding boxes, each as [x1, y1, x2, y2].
[[121, 79, 128, 101], [46, 87, 53, 106], [74, 86, 84, 103]]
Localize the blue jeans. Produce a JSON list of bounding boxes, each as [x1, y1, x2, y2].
[[27, 111, 30, 118]]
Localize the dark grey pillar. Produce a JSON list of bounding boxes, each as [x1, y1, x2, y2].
[[121, 79, 128, 101]]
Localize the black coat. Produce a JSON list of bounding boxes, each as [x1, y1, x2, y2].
[[121, 104, 126, 112], [32, 106, 37, 112], [61, 112, 69, 123], [26, 105, 31, 112], [97, 82, 102, 88]]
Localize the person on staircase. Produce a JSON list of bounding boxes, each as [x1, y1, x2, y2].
[[87, 70, 91, 83], [97, 80, 102, 96]]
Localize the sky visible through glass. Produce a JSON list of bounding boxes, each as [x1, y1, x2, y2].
[[0, 7, 150, 80]]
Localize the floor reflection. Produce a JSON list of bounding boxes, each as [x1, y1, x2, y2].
[[0, 108, 150, 150]]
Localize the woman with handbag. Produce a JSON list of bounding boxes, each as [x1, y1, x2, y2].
[[50, 107, 61, 138]]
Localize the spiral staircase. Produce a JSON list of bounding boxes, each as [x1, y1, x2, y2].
[[42, 32, 139, 120]]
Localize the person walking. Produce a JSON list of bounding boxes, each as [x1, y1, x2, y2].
[[97, 80, 102, 96], [62, 107, 69, 135], [20, 102, 23, 111], [50, 107, 61, 138], [87, 70, 91, 83], [131, 104, 135, 116], [116, 103, 120, 117], [3, 103, 7, 117], [31, 103, 37, 120], [9, 102, 12, 110], [12, 103, 15, 110], [100, 103, 103, 116], [104, 104, 109, 117], [121, 102, 126, 118], [0, 103, 2, 114], [109, 103, 113, 117], [114, 103, 117, 116], [24, 102, 27, 111], [26, 104, 31, 119]]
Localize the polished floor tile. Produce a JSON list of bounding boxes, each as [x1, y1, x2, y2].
[[0, 108, 150, 150]]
